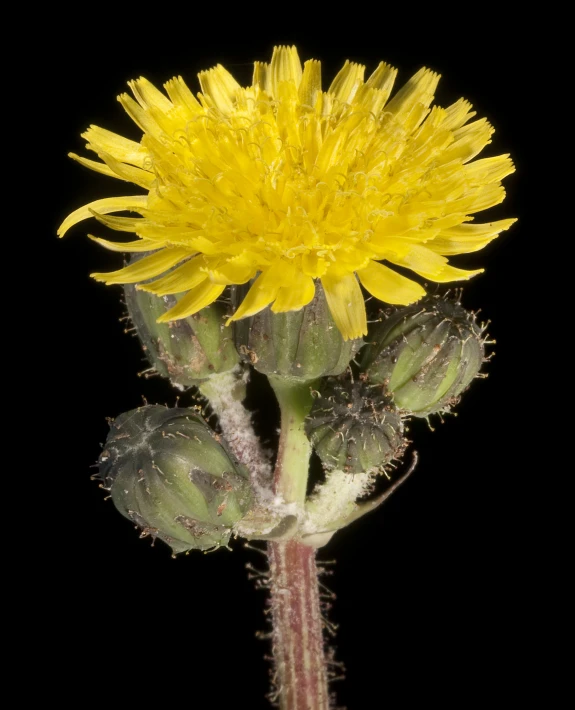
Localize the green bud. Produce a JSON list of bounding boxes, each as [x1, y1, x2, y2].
[[360, 295, 485, 416], [306, 379, 405, 473], [232, 284, 361, 381], [124, 283, 239, 388], [98, 405, 253, 553]]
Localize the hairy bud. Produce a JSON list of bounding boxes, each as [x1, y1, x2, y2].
[[232, 284, 361, 381], [306, 379, 405, 473], [99, 405, 253, 553], [125, 283, 239, 388], [360, 295, 485, 416]]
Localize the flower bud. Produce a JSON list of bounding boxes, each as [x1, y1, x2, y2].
[[232, 284, 361, 381], [306, 379, 405, 473], [360, 296, 485, 416], [98, 405, 253, 553], [124, 284, 239, 388]]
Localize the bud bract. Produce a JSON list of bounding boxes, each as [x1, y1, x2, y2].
[[125, 283, 239, 388], [306, 379, 405, 473], [360, 296, 485, 416], [99, 405, 253, 553], [232, 284, 361, 381]]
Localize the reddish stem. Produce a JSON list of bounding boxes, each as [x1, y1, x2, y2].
[[268, 540, 329, 710]]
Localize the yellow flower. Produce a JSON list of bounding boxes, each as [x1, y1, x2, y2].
[[58, 46, 515, 340]]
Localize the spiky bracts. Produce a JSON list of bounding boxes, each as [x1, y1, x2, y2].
[[98, 405, 253, 553], [233, 283, 361, 381], [307, 378, 405, 474], [125, 280, 239, 388], [361, 294, 486, 416]]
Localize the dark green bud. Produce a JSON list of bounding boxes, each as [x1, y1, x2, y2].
[[98, 405, 253, 554], [124, 285, 239, 388], [360, 295, 485, 416], [306, 379, 405, 473], [232, 284, 361, 381]]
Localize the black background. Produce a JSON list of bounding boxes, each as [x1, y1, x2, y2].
[[40, 16, 540, 709]]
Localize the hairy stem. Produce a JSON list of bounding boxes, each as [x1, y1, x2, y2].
[[268, 540, 329, 710], [267, 377, 329, 709], [199, 369, 272, 493]]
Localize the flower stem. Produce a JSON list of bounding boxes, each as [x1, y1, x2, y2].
[[268, 376, 314, 508], [267, 377, 329, 709], [268, 540, 329, 710]]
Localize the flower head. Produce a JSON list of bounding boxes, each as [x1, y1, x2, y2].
[[59, 46, 515, 340]]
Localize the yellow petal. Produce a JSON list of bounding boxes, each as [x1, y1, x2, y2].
[[439, 118, 494, 164], [447, 183, 506, 215], [299, 60, 322, 106], [90, 212, 143, 233], [389, 244, 449, 277], [157, 281, 225, 322], [88, 235, 160, 253], [328, 60, 365, 104], [441, 98, 476, 132], [426, 238, 493, 256], [117, 93, 165, 141], [164, 76, 202, 116], [270, 45, 303, 95], [162, 233, 222, 255], [321, 272, 367, 340], [314, 128, 349, 175], [228, 261, 287, 322], [357, 260, 425, 305], [271, 272, 315, 313], [373, 215, 422, 237], [364, 61, 397, 94], [82, 125, 148, 167], [95, 151, 155, 188], [139, 257, 207, 295], [427, 218, 517, 255], [68, 153, 119, 180], [198, 64, 241, 112], [425, 263, 484, 283], [463, 154, 515, 184], [389, 246, 484, 282], [58, 196, 148, 237], [70, 149, 154, 189], [91, 247, 189, 284], [252, 61, 270, 93], [440, 218, 517, 239], [472, 184, 507, 212], [302, 252, 328, 278], [354, 62, 397, 109], [385, 67, 439, 117], [207, 254, 258, 285], [333, 249, 371, 273], [129, 77, 174, 113]]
